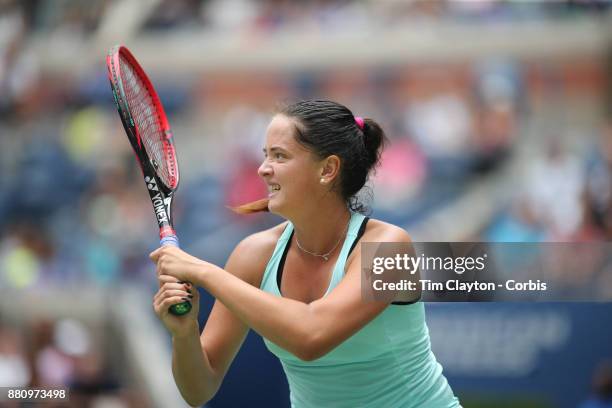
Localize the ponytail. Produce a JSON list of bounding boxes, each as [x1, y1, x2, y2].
[[230, 198, 270, 214], [362, 118, 386, 172]]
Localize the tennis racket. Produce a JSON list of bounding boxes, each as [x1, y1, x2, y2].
[[106, 45, 191, 316]]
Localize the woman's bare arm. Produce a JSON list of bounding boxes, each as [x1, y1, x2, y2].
[[166, 228, 279, 405], [176, 223, 410, 361]]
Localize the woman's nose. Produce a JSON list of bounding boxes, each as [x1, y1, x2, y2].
[[258, 159, 272, 178]]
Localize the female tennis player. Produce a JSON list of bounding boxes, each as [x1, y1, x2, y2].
[[150, 100, 461, 407]]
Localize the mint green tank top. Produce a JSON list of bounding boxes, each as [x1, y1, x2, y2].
[[260, 212, 461, 408]]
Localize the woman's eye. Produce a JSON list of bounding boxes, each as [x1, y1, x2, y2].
[[275, 153, 283, 159]]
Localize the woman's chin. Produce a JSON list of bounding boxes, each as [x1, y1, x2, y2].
[[267, 196, 288, 217], [267, 196, 280, 212]]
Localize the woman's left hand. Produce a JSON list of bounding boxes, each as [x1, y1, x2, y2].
[[149, 246, 207, 284]]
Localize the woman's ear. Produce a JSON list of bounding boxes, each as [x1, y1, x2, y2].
[[319, 155, 341, 183]]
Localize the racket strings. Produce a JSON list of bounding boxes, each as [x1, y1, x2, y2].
[[119, 54, 177, 189]]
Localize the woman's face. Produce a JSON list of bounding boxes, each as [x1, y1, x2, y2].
[[258, 114, 323, 216]]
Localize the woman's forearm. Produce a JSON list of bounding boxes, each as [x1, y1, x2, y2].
[[172, 325, 219, 406], [192, 264, 319, 360]]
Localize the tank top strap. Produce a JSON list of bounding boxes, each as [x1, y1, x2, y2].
[[259, 222, 293, 294], [326, 212, 368, 292]]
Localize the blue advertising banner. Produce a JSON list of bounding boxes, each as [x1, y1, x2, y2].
[[427, 303, 612, 408]]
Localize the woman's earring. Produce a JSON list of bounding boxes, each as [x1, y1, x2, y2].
[[320, 178, 325, 183]]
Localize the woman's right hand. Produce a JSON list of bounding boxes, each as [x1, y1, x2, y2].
[[153, 275, 200, 338]]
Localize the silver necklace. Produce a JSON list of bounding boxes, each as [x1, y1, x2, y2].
[[294, 217, 350, 261]]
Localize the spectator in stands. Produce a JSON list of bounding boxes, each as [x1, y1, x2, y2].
[[580, 360, 612, 408]]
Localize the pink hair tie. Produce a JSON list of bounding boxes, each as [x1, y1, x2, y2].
[[354, 116, 365, 130]]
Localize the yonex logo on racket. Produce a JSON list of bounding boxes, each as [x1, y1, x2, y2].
[[151, 192, 169, 224], [145, 176, 159, 191]]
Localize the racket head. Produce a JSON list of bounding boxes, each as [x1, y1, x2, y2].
[[106, 45, 179, 192]]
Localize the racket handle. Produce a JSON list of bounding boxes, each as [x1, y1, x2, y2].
[[160, 234, 179, 247], [159, 234, 193, 316]]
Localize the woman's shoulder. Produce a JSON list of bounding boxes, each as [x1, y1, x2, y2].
[[234, 222, 289, 256], [225, 222, 289, 286], [362, 217, 412, 243], [345, 217, 412, 273]]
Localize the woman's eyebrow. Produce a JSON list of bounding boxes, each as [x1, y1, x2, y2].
[[263, 146, 287, 154]]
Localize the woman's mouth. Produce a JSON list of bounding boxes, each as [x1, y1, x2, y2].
[[268, 184, 280, 197]]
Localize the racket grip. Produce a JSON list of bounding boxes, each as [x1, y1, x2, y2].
[[160, 234, 180, 247], [159, 234, 192, 316]]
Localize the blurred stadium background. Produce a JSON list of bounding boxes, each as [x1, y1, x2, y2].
[[1, 0, 611, 407]]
